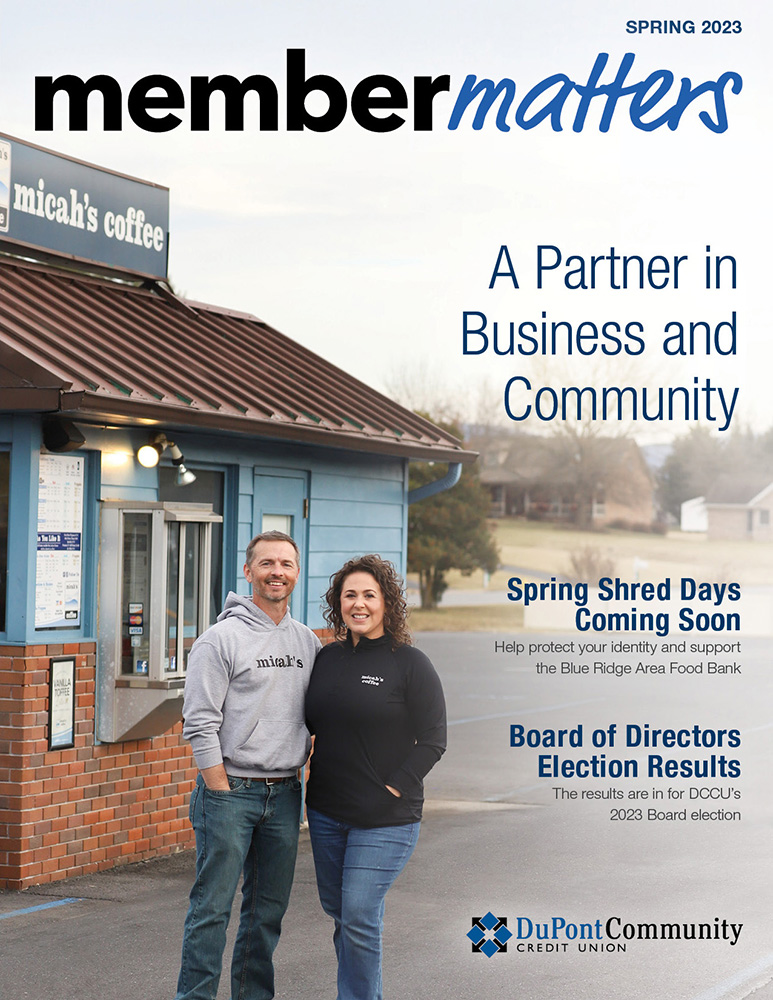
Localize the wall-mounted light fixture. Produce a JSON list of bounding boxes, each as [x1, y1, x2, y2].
[[137, 434, 164, 468], [136, 433, 197, 486]]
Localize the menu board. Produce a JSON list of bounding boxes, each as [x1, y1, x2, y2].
[[35, 454, 84, 629]]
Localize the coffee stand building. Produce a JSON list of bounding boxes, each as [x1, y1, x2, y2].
[[0, 135, 471, 889]]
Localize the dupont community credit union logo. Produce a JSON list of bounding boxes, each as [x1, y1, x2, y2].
[[467, 912, 513, 957]]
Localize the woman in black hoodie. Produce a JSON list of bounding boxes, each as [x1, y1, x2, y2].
[[305, 554, 447, 1000]]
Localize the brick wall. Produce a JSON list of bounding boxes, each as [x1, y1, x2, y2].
[[0, 643, 197, 890], [0, 628, 335, 890]]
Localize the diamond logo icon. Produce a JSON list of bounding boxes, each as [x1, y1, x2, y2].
[[468, 912, 511, 956]]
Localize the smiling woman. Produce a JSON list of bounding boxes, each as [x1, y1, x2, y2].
[[321, 553, 411, 648], [340, 572, 385, 645], [305, 553, 446, 1000]]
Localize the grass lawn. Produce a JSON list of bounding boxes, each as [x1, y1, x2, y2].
[[425, 518, 773, 590], [409, 603, 523, 632]]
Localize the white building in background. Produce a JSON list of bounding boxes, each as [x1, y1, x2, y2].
[[680, 496, 708, 533]]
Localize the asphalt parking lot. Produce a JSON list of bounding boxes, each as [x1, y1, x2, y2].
[[3, 632, 772, 1000]]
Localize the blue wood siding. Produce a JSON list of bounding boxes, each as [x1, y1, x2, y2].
[[311, 500, 404, 528], [311, 526, 403, 551], [306, 459, 406, 628]]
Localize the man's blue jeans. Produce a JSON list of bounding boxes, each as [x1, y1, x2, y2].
[[175, 774, 301, 1000], [307, 808, 420, 1000]]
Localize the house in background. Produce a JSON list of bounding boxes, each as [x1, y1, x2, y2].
[[469, 429, 655, 527], [705, 476, 773, 541]]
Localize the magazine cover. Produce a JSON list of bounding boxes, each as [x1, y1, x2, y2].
[[3, 2, 770, 998]]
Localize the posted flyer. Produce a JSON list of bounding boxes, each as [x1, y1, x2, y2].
[[4, 2, 771, 998]]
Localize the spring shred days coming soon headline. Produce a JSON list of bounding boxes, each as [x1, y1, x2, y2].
[[506, 576, 742, 638], [34, 50, 742, 134]]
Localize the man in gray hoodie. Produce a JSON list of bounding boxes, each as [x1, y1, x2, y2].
[[175, 530, 321, 1000]]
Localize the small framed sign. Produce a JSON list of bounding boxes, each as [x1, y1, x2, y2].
[[48, 656, 76, 751]]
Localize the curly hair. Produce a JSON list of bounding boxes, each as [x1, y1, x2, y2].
[[323, 554, 412, 647]]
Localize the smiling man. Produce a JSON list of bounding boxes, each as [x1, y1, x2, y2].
[[176, 530, 321, 1000]]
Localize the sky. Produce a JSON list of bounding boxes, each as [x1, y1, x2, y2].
[[3, 0, 770, 439]]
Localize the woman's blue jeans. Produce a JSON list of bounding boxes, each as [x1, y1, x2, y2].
[[175, 774, 301, 1000], [307, 807, 420, 1000]]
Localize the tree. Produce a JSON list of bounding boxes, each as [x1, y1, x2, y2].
[[407, 420, 499, 609], [657, 424, 773, 521], [657, 426, 724, 520], [503, 356, 656, 529], [547, 425, 636, 529]]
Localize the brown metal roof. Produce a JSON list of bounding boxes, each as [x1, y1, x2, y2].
[[0, 255, 473, 463]]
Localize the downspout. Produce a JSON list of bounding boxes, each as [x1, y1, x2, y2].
[[407, 462, 463, 505]]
